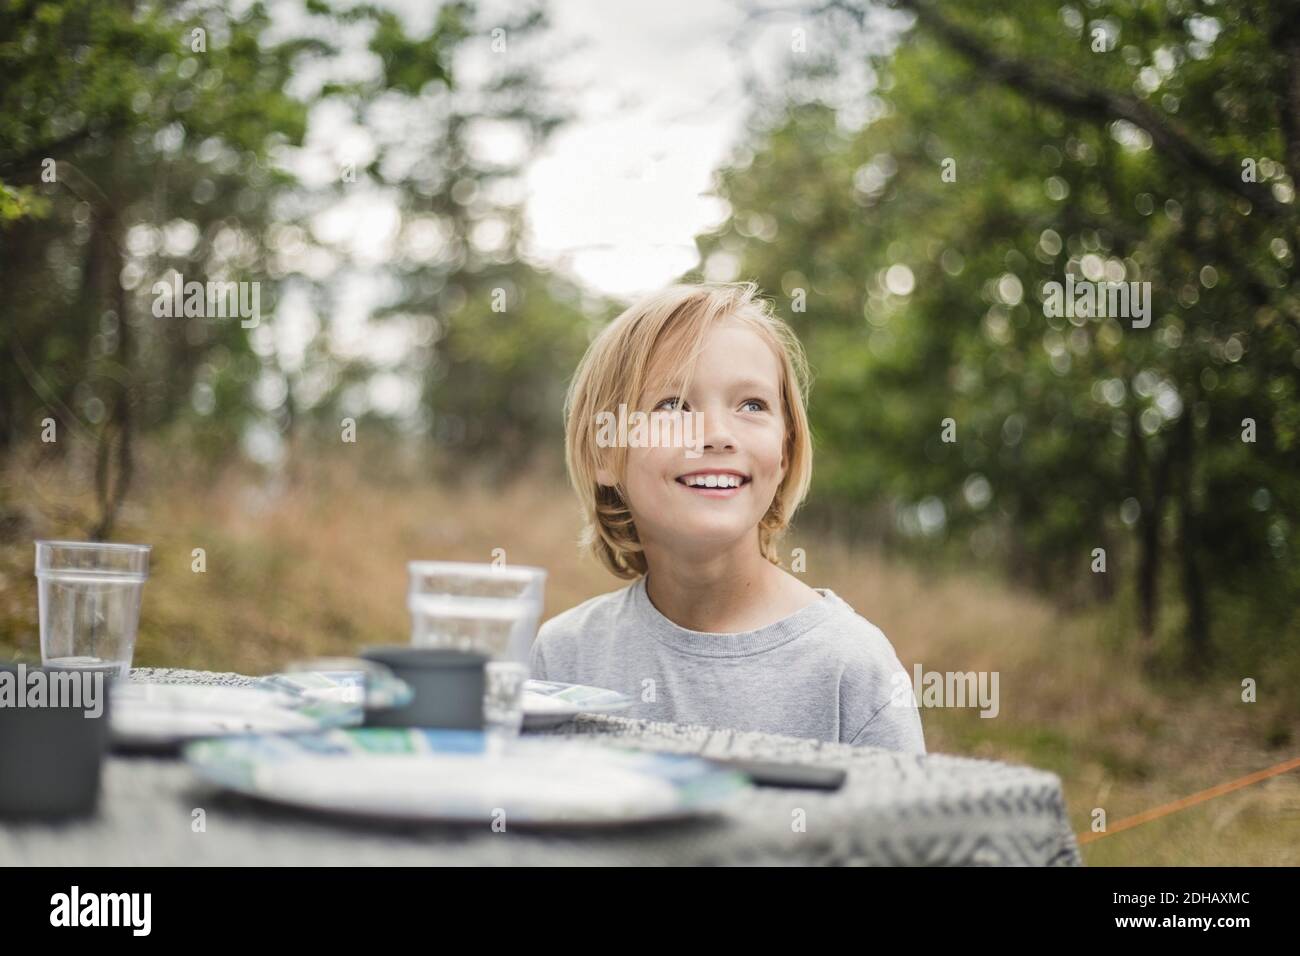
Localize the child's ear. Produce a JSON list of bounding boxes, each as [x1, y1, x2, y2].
[[596, 467, 617, 487]]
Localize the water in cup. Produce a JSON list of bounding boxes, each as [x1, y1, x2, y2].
[[408, 594, 538, 658], [36, 541, 151, 681], [42, 656, 123, 676]]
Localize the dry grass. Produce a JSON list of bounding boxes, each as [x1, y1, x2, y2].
[[1, 444, 1296, 864]]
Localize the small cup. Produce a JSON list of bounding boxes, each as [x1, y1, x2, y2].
[[405, 561, 545, 744], [36, 540, 151, 679], [359, 646, 487, 730], [0, 663, 111, 820]]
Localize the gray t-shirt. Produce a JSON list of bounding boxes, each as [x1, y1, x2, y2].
[[529, 575, 926, 752]]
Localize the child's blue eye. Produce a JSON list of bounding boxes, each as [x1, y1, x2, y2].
[[742, 399, 767, 412], [655, 397, 685, 411]]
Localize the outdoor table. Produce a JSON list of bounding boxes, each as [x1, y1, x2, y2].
[[0, 668, 1083, 866]]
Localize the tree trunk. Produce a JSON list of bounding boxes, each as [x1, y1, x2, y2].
[[1128, 414, 1169, 665], [1136, 490, 1161, 653], [1175, 408, 1211, 672], [87, 162, 133, 542]]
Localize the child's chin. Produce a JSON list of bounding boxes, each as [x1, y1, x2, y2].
[[675, 516, 756, 542]]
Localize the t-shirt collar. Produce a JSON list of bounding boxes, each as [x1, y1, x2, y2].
[[632, 574, 839, 657]]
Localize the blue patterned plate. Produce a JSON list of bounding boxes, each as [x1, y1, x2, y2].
[[184, 728, 748, 825]]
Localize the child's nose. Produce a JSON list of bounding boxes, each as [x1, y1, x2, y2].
[[700, 410, 737, 451]]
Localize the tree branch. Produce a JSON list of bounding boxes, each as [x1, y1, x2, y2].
[[0, 125, 99, 176], [892, 0, 1294, 224]]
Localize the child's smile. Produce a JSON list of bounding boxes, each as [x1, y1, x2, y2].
[[675, 468, 751, 497]]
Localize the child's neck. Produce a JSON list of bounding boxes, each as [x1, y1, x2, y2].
[[641, 546, 819, 633]]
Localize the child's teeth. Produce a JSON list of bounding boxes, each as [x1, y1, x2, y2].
[[682, 474, 743, 487]]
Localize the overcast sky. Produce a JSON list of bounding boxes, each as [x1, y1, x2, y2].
[[522, 0, 763, 299], [522, 0, 902, 298], [251, 0, 896, 430]]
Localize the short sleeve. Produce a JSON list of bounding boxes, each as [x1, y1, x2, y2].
[[848, 684, 927, 753], [835, 617, 927, 754]]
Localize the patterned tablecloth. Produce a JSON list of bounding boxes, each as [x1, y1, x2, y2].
[[0, 668, 1083, 866]]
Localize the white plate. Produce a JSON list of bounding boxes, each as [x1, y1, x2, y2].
[[262, 671, 634, 730], [114, 675, 634, 748], [521, 680, 634, 729], [111, 682, 350, 749]]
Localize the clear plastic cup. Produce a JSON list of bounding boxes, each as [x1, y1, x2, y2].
[[35, 540, 151, 681], [406, 561, 545, 750]]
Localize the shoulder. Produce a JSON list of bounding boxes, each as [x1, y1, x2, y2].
[[811, 590, 906, 673], [532, 580, 638, 662], [538, 582, 635, 639]]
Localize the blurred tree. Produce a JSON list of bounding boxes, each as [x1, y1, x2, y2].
[[700, 0, 1299, 667], [0, 0, 344, 535], [298, 2, 596, 476], [0, 0, 591, 538]]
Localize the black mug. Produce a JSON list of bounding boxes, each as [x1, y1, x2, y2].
[[359, 647, 487, 730], [0, 663, 111, 820]]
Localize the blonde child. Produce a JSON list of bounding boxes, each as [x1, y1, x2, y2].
[[531, 282, 925, 752]]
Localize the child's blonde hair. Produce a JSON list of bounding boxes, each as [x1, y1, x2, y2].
[[564, 281, 813, 579]]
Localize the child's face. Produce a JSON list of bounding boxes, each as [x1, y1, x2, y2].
[[613, 318, 788, 558]]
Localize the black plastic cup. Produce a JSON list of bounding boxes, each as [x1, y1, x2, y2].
[[359, 647, 487, 730], [0, 663, 111, 820]]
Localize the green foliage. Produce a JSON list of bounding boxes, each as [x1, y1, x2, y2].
[[693, 0, 1300, 655], [0, 0, 591, 506]]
